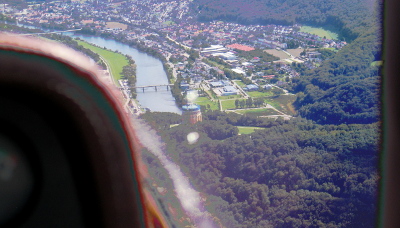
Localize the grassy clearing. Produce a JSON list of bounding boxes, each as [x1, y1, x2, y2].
[[266, 94, 297, 115], [195, 97, 219, 110], [218, 95, 242, 100], [76, 40, 129, 83], [247, 91, 273, 98], [234, 80, 246, 87], [221, 99, 245, 110], [300, 26, 339, 40], [237, 126, 265, 134], [236, 108, 280, 116]]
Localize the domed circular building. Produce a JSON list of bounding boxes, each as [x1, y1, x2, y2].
[[182, 103, 202, 124]]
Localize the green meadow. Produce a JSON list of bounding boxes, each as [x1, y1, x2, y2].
[[76, 40, 129, 83], [237, 126, 265, 134], [300, 26, 339, 40]]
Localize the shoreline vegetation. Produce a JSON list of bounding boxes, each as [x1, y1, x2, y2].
[[41, 33, 138, 99]]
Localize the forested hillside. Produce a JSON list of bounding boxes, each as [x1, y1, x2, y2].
[[192, 0, 381, 40], [141, 111, 380, 227], [290, 28, 382, 124]]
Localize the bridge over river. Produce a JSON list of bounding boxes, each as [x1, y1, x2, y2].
[[118, 84, 174, 92], [133, 84, 174, 92]]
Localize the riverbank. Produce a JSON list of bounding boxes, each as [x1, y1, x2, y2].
[[76, 39, 130, 84], [72, 39, 145, 114]]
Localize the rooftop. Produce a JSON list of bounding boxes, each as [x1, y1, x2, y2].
[[182, 104, 201, 111]]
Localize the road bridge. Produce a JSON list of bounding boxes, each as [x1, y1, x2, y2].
[[122, 84, 174, 92]]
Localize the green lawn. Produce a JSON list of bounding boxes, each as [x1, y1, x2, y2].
[[300, 26, 339, 40], [195, 97, 219, 110], [218, 95, 242, 100], [236, 108, 280, 116], [237, 126, 265, 134], [221, 99, 245, 110], [234, 80, 246, 87], [268, 95, 297, 115], [76, 40, 129, 83], [247, 91, 273, 98]]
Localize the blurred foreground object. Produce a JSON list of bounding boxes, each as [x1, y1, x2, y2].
[[0, 34, 157, 227]]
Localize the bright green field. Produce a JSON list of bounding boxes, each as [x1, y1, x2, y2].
[[300, 26, 339, 40], [237, 126, 265, 134], [195, 97, 219, 110], [218, 95, 242, 100], [221, 99, 246, 110], [76, 40, 129, 83], [236, 108, 280, 116]]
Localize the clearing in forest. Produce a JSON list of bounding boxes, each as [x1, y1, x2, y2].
[[300, 26, 339, 40]]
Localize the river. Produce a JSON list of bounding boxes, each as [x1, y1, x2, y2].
[[68, 33, 182, 114]]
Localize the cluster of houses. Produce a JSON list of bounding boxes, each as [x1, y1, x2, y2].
[[4, 0, 349, 103]]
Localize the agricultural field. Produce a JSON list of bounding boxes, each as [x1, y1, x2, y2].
[[76, 40, 129, 83], [300, 26, 339, 40]]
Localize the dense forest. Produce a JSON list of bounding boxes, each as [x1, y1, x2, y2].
[[288, 27, 382, 124], [141, 111, 380, 227], [191, 0, 381, 40]]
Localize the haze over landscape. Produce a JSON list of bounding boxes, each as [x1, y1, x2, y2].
[[0, 0, 382, 227]]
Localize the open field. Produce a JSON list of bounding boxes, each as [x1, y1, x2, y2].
[[221, 99, 246, 110], [218, 94, 242, 100], [233, 80, 246, 87], [266, 94, 297, 115], [247, 91, 273, 98], [195, 97, 219, 110], [76, 40, 129, 82], [300, 26, 339, 40], [264, 49, 290, 59], [236, 108, 281, 116], [237, 126, 266, 134], [286, 48, 314, 58], [106, 22, 128, 30]]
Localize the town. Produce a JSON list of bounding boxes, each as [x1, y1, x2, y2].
[[2, 0, 347, 119]]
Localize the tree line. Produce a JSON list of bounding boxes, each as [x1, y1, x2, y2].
[[191, 0, 381, 41]]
